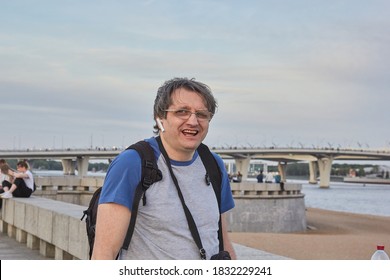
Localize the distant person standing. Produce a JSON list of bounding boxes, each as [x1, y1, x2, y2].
[[256, 170, 264, 183], [0, 160, 34, 199]]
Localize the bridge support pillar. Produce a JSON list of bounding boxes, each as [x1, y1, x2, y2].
[[61, 159, 76, 175], [277, 162, 287, 182], [308, 161, 318, 184], [234, 156, 251, 181], [76, 156, 90, 177], [317, 157, 333, 188]]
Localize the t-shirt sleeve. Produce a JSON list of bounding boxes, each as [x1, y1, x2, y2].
[[99, 149, 142, 210]]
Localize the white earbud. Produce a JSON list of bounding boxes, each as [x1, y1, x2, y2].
[[156, 118, 165, 132]]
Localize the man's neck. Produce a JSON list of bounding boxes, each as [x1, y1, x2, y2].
[[159, 136, 195, 161]]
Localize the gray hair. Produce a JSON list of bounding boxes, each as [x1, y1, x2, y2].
[[153, 77, 217, 133]]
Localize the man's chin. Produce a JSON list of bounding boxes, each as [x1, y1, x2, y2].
[[179, 141, 200, 153], [182, 136, 204, 147]]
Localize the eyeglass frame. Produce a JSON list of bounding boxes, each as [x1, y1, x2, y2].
[[164, 109, 214, 121]]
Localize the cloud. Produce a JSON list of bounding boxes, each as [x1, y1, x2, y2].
[[0, 0, 390, 150]]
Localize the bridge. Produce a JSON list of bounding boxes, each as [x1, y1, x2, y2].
[[1, 146, 390, 188]]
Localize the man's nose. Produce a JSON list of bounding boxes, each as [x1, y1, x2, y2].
[[186, 112, 199, 124]]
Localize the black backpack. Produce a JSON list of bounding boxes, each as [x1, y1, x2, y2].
[[81, 139, 222, 259]]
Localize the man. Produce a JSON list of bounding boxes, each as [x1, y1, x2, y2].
[[257, 170, 264, 183], [92, 78, 236, 260], [0, 160, 34, 199]]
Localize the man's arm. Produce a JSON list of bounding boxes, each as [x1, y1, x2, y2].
[[91, 203, 131, 260], [221, 213, 237, 260]]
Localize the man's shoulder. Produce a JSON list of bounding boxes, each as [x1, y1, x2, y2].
[[129, 137, 160, 157], [209, 151, 224, 167], [112, 137, 159, 167]]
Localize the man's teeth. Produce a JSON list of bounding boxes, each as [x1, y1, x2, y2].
[[183, 129, 198, 135]]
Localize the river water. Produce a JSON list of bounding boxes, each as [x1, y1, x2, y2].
[[33, 170, 390, 217], [300, 181, 390, 217]]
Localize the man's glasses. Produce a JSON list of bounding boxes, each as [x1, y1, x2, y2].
[[164, 109, 213, 121]]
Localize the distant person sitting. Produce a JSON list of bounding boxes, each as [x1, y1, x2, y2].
[[0, 160, 13, 207], [233, 171, 242, 183], [0, 163, 14, 190], [0, 159, 10, 190], [256, 170, 264, 183], [0, 161, 34, 199], [265, 172, 274, 183], [274, 172, 281, 183]]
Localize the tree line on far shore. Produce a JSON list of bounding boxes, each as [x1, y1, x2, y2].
[[266, 162, 389, 178], [5, 159, 109, 173]]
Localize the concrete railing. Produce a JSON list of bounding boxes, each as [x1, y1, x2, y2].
[[0, 178, 306, 260], [33, 177, 307, 233], [230, 182, 303, 198], [228, 182, 306, 233], [0, 196, 89, 260], [36, 176, 104, 192], [34, 176, 104, 206]]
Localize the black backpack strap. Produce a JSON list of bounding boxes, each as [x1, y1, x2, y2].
[[121, 140, 162, 251], [82, 186, 103, 259], [156, 136, 207, 259], [197, 143, 224, 251]]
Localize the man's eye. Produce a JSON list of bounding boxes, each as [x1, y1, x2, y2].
[[175, 110, 190, 116], [196, 112, 209, 119]]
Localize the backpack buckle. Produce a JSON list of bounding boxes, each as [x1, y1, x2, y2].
[[200, 248, 207, 260], [144, 159, 154, 169], [143, 177, 153, 188]]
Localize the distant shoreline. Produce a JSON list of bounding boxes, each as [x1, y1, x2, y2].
[[343, 177, 390, 185]]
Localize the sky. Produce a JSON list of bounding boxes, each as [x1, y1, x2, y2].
[[1, 0, 390, 151]]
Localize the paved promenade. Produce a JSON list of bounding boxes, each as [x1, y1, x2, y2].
[[0, 231, 288, 260], [0, 232, 51, 260]]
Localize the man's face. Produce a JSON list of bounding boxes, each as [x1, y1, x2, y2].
[[160, 88, 211, 161]]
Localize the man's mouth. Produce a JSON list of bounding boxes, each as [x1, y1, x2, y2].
[[182, 129, 199, 136]]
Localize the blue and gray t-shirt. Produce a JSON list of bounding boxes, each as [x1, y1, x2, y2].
[[99, 136, 235, 259]]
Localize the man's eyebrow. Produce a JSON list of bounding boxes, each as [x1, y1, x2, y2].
[[170, 105, 209, 111], [170, 105, 191, 110]]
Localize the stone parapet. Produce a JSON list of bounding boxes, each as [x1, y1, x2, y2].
[[0, 179, 306, 259], [0, 197, 89, 260], [35, 176, 104, 192], [34, 177, 307, 233], [230, 182, 303, 198], [34, 177, 103, 206], [228, 182, 306, 233]]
